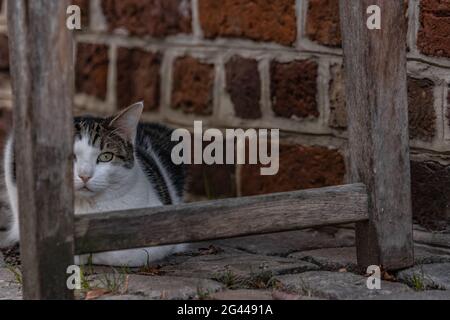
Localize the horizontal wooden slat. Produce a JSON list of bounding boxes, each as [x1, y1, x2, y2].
[[75, 183, 368, 254], [414, 227, 450, 249]]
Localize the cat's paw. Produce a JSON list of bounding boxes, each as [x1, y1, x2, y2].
[[88, 244, 189, 267]]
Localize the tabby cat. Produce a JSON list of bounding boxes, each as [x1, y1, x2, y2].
[[1, 102, 187, 266]]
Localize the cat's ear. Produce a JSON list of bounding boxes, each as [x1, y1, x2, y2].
[[109, 102, 143, 142]]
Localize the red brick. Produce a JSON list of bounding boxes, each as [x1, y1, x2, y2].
[[0, 72, 8, 89], [408, 77, 436, 141], [328, 64, 347, 129], [417, 0, 450, 58], [270, 60, 319, 119], [306, 0, 341, 47], [448, 86, 450, 106], [305, 0, 408, 48], [101, 0, 191, 37], [171, 56, 214, 115], [198, 0, 297, 46], [187, 164, 236, 199], [411, 161, 450, 231], [116, 48, 161, 111], [0, 34, 9, 71], [225, 56, 261, 119], [327, 73, 436, 138], [0, 108, 12, 149], [183, 136, 237, 199], [422, 0, 450, 11], [75, 43, 109, 100], [240, 144, 345, 196], [446, 86, 450, 127]]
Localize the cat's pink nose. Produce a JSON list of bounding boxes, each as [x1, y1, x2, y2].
[[79, 175, 91, 183]]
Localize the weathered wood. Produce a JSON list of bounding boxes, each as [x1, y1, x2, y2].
[[8, 0, 74, 299], [75, 184, 368, 254], [414, 226, 450, 250], [339, 1, 414, 269]]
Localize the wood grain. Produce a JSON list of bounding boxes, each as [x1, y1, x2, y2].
[[414, 226, 450, 250], [8, 0, 75, 299], [339, 0, 414, 269], [75, 184, 368, 254]]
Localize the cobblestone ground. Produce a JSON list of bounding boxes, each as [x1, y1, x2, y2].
[[1, 227, 450, 300]]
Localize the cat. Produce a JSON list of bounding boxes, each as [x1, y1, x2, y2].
[[1, 102, 187, 267]]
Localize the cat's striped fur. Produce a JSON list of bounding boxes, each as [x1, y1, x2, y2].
[[74, 116, 185, 205], [1, 102, 188, 266]]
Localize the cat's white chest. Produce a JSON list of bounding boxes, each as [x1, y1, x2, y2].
[[72, 166, 185, 267], [75, 166, 162, 215]]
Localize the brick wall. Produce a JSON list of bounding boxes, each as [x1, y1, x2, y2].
[[0, 1, 449, 231], [0, 0, 11, 148]]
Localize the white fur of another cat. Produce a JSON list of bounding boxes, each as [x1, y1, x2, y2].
[[2, 103, 186, 267]]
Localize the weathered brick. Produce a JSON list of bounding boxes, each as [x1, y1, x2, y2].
[[0, 73, 9, 91], [408, 77, 436, 141], [327, 73, 436, 137], [306, 0, 341, 47], [117, 48, 161, 111], [101, 0, 191, 37], [305, 0, 407, 48], [448, 86, 450, 109], [75, 43, 109, 100], [240, 144, 345, 196], [184, 137, 236, 199], [0, 73, 10, 111], [417, 0, 450, 58], [411, 161, 450, 231], [225, 56, 261, 119], [0, 34, 9, 71], [270, 60, 319, 119], [328, 64, 347, 129], [171, 56, 214, 115], [198, 0, 297, 46], [446, 86, 450, 128], [187, 164, 236, 199], [0, 107, 12, 149], [422, 0, 450, 11]]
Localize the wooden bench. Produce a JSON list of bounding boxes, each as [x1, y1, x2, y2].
[[7, 0, 413, 299]]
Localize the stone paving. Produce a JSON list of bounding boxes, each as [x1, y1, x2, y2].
[[0, 267, 21, 300], [1, 227, 450, 300]]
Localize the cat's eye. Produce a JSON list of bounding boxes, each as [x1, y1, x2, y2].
[[97, 152, 114, 163]]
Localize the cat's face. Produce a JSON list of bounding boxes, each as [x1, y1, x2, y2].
[[73, 103, 143, 199]]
